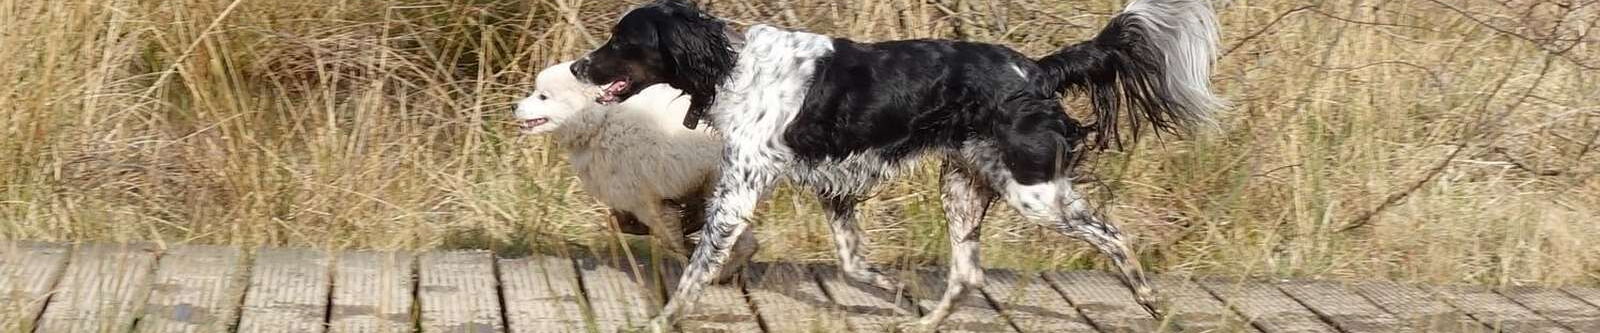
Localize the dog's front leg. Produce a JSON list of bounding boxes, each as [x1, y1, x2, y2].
[[819, 194, 904, 292], [640, 150, 780, 332]]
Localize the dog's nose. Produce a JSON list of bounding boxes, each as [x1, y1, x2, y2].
[[513, 96, 532, 116], [571, 59, 590, 81]]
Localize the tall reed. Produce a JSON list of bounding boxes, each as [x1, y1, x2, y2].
[[1, 0, 1595, 286]]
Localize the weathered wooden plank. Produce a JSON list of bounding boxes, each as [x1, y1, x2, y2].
[[742, 263, 849, 333], [1043, 271, 1156, 333], [418, 250, 503, 333], [135, 245, 248, 333], [0, 241, 69, 332], [36, 243, 159, 332], [499, 255, 588, 333], [330, 251, 416, 333], [1346, 281, 1489, 332], [660, 260, 762, 333], [1276, 280, 1403, 333], [1197, 278, 1338, 333], [980, 270, 1097, 333], [1565, 287, 1600, 309], [1429, 285, 1571, 333], [1153, 276, 1259, 333], [575, 255, 659, 332], [903, 269, 1014, 332], [812, 265, 919, 332], [1500, 286, 1600, 332], [237, 247, 331, 333]]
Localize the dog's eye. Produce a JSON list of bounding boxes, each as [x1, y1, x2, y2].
[[538, 94, 547, 100]]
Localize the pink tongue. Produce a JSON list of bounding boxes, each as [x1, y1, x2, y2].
[[597, 81, 628, 104], [605, 81, 628, 94]]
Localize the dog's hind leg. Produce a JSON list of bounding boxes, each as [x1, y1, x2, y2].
[[976, 98, 1162, 318], [639, 201, 692, 258], [1056, 184, 1160, 317], [820, 194, 904, 292], [1002, 178, 1161, 317], [901, 160, 997, 332]]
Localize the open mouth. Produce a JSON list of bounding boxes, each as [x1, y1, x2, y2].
[[597, 79, 630, 105], [518, 117, 549, 132]]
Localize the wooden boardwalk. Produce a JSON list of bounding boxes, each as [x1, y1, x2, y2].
[[2, 242, 1598, 332]]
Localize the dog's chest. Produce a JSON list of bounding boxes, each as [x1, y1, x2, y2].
[[710, 25, 833, 140], [711, 26, 927, 197]]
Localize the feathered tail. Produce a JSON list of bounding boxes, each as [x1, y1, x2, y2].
[[1036, 0, 1226, 149]]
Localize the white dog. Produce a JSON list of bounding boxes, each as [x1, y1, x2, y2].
[[514, 61, 757, 273]]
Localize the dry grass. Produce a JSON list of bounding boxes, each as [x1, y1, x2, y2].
[[2, 0, 1597, 287]]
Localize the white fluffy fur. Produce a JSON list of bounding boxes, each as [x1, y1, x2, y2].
[[1122, 0, 1226, 126], [515, 62, 723, 251]]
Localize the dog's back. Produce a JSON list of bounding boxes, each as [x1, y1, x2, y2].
[[785, 37, 1066, 163], [571, 83, 722, 233]]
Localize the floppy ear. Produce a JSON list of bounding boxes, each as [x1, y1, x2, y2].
[[655, 7, 734, 129]]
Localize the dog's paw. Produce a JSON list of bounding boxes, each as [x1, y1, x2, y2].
[[1132, 289, 1168, 320], [1141, 299, 1169, 321]]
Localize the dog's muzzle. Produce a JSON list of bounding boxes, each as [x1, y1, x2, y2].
[[571, 58, 592, 83]]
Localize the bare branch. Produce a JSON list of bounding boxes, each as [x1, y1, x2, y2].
[[1424, 0, 1599, 70], [1224, 5, 1318, 56], [1338, 143, 1467, 233]]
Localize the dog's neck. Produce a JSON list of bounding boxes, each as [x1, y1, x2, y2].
[[670, 24, 740, 129], [692, 24, 834, 148], [550, 107, 610, 150], [724, 24, 746, 51]]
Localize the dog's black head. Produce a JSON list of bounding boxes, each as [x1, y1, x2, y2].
[[573, 0, 735, 129]]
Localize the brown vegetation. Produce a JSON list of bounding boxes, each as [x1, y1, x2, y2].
[[2, 0, 1597, 287]]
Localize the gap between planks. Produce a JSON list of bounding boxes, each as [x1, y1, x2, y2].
[[36, 243, 161, 332], [330, 251, 417, 333], [237, 247, 332, 333], [136, 245, 248, 333], [811, 265, 921, 332], [1044, 271, 1157, 333], [418, 250, 503, 333], [1197, 277, 1339, 333], [742, 262, 849, 333], [1431, 284, 1573, 333], [0, 241, 71, 332], [11, 242, 1600, 333], [499, 255, 588, 333], [572, 252, 662, 333]]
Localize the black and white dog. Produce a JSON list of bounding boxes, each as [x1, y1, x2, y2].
[[573, 0, 1223, 330]]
